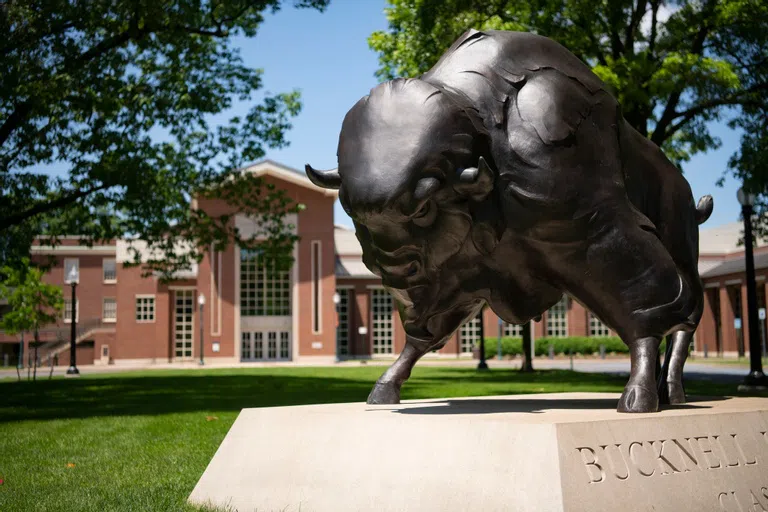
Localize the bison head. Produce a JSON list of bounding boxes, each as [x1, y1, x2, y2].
[[306, 78, 498, 342]]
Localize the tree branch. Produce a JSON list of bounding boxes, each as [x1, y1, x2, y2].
[[663, 84, 768, 137], [649, 0, 660, 56], [606, 2, 626, 58], [0, 183, 111, 231], [0, 102, 32, 150], [651, 0, 716, 145], [624, 0, 648, 56], [0, 15, 144, 150]]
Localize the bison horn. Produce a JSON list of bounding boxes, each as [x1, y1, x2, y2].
[[305, 164, 341, 189], [454, 156, 494, 201]]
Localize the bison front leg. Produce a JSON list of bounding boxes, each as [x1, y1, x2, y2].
[[367, 338, 431, 404], [618, 336, 662, 413]]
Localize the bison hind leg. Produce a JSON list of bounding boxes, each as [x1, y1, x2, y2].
[[657, 330, 694, 405]]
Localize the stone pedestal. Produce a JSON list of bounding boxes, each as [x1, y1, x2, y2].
[[189, 393, 768, 512]]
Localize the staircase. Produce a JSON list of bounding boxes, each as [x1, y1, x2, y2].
[[1, 318, 114, 367]]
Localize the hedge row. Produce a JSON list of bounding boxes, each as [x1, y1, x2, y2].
[[481, 336, 672, 358], [481, 336, 623, 358]]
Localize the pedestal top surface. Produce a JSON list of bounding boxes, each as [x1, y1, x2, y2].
[[238, 392, 768, 424]]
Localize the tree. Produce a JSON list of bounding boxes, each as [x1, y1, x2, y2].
[[369, 0, 768, 213], [1, 0, 330, 276], [0, 259, 64, 380]]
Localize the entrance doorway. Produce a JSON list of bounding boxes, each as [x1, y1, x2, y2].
[[241, 330, 291, 361], [173, 289, 195, 361]]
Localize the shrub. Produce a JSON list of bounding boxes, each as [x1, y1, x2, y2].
[[482, 336, 634, 358]]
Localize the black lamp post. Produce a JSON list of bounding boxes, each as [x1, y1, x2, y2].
[[333, 292, 341, 361], [198, 293, 205, 366], [737, 187, 767, 389], [477, 308, 489, 371], [65, 265, 79, 375]]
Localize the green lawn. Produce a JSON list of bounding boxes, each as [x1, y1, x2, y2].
[[0, 366, 763, 512]]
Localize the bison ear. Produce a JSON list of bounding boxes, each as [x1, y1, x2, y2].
[[454, 157, 494, 201]]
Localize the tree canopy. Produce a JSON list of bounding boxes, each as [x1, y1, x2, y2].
[[1, 0, 330, 276], [369, 0, 768, 210]]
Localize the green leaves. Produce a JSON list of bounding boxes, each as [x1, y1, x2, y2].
[[1, 0, 331, 277], [0, 259, 64, 335], [370, 0, 768, 172]]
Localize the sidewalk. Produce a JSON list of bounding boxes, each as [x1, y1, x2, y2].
[[0, 355, 754, 381]]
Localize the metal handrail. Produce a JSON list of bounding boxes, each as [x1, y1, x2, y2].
[[2, 318, 114, 366]]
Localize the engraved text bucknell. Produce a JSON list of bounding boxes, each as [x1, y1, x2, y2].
[[576, 432, 764, 484]]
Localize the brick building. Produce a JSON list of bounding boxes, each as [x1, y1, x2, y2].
[[0, 160, 761, 366]]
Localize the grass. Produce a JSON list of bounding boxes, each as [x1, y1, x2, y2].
[[0, 366, 765, 512]]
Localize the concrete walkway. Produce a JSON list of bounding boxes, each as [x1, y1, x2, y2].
[[0, 356, 757, 383]]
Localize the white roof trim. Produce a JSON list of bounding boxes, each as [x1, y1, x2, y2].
[[30, 245, 116, 255], [116, 239, 194, 263], [239, 159, 338, 198]]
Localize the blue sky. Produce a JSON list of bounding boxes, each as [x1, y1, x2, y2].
[[246, 0, 746, 230], [34, 0, 744, 230]]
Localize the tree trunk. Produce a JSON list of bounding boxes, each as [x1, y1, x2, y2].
[[521, 322, 534, 372], [33, 328, 39, 381]]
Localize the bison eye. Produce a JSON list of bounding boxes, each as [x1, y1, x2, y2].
[[414, 201, 430, 218], [412, 199, 436, 227]]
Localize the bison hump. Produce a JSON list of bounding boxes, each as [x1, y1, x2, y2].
[[514, 68, 596, 145]]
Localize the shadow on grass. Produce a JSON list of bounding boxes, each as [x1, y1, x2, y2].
[[0, 367, 749, 423], [0, 373, 375, 423]]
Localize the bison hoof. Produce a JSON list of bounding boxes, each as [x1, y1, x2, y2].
[[667, 382, 686, 405], [367, 381, 401, 405], [617, 385, 659, 413]]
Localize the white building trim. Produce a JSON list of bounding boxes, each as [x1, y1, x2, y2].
[[238, 159, 338, 198]]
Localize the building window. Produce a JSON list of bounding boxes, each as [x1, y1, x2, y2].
[[312, 241, 321, 333], [336, 289, 350, 356], [460, 316, 482, 353], [371, 289, 393, 355], [589, 312, 610, 337], [135, 296, 156, 323], [102, 298, 117, 322], [505, 323, 523, 337], [240, 249, 291, 316], [241, 332, 252, 360], [63, 299, 79, 323], [64, 258, 79, 284], [103, 258, 117, 282], [547, 296, 568, 337], [280, 331, 290, 359]]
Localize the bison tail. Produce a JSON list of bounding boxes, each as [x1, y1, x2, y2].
[[696, 195, 714, 225]]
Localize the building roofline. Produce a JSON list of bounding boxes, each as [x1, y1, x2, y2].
[[237, 159, 339, 198]]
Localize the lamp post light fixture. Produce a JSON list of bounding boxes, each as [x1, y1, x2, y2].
[[736, 187, 767, 389], [358, 326, 368, 355], [65, 265, 79, 376], [198, 293, 205, 366]]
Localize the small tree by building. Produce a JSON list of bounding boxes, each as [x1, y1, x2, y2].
[[0, 259, 64, 381]]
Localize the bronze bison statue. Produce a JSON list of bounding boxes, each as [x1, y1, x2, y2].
[[307, 29, 713, 413]]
